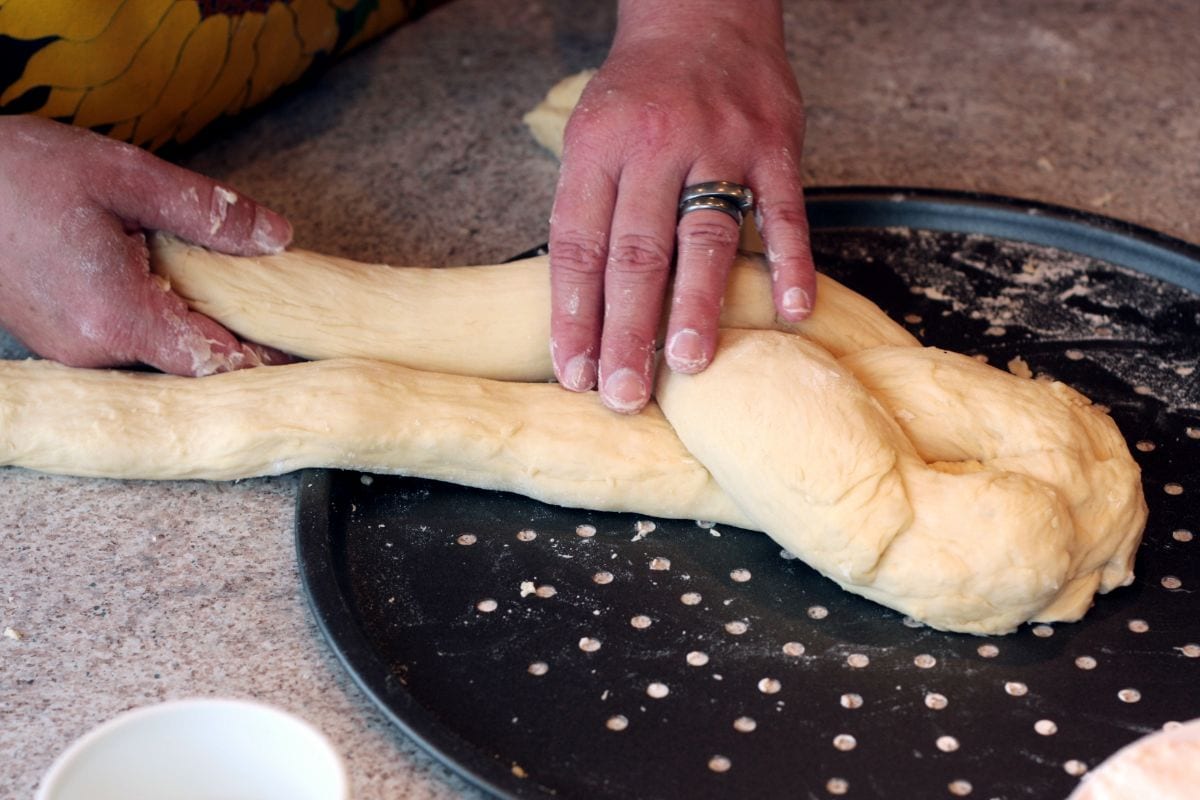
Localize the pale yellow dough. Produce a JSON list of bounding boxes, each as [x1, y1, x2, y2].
[[521, 68, 594, 158], [148, 235, 918, 380], [1, 239, 1147, 633], [0, 357, 746, 526], [658, 331, 1144, 633]]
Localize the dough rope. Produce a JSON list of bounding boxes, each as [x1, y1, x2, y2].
[[147, 234, 919, 379], [0, 356, 747, 526], [0, 240, 1147, 634]]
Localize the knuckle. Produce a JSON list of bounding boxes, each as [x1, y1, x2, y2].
[[562, 109, 604, 148], [755, 133, 799, 166], [564, 103, 676, 165], [601, 331, 657, 368], [550, 232, 608, 278], [668, 305, 717, 340], [759, 199, 811, 238], [568, 98, 674, 156], [553, 282, 601, 326], [627, 102, 673, 151], [678, 217, 738, 250], [552, 316, 600, 350], [672, 283, 724, 314], [607, 233, 671, 277], [561, 123, 614, 168]]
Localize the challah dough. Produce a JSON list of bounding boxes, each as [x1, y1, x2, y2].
[[0, 239, 1147, 634], [521, 68, 594, 159]]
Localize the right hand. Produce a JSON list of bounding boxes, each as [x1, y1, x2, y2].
[[547, 0, 815, 414], [0, 115, 294, 375]]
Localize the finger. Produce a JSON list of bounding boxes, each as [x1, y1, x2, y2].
[[665, 172, 743, 374], [749, 154, 817, 321], [132, 278, 294, 376], [548, 154, 617, 392], [597, 164, 682, 414], [84, 138, 292, 256], [100, 229, 293, 376]]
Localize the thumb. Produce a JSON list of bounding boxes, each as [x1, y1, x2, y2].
[[85, 140, 293, 257], [132, 272, 292, 377]]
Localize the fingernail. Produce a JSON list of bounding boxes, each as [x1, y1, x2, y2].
[[251, 209, 292, 254], [601, 367, 648, 413], [665, 328, 708, 373], [560, 353, 597, 391], [782, 286, 812, 318]]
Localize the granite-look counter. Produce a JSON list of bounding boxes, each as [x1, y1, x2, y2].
[[2, 1, 1197, 797]]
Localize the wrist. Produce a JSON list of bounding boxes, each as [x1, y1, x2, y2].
[[615, 0, 785, 48]]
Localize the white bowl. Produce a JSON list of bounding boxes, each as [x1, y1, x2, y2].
[[36, 698, 348, 800]]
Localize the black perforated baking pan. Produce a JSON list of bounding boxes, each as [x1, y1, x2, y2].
[[296, 188, 1200, 799]]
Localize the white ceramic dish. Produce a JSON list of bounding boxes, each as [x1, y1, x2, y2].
[[36, 698, 348, 800]]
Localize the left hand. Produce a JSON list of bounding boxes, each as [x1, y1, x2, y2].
[[548, 0, 816, 413], [0, 116, 294, 375]]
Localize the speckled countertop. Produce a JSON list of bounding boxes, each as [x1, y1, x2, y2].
[[2, 1, 1197, 798]]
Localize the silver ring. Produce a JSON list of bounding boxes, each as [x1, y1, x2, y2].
[[679, 195, 744, 226], [680, 180, 754, 211]]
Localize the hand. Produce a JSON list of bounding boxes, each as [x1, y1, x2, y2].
[[0, 115, 293, 375], [548, 0, 815, 413]]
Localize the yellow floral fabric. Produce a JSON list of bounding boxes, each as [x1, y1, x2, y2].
[[0, 0, 442, 149]]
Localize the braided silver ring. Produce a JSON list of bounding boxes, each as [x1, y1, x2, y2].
[[679, 181, 754, 226]]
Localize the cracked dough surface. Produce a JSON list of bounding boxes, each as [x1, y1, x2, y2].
[[0, 239, 1147, 634]]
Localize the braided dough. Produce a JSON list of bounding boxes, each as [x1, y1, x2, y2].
[[0, 235, 1146, 633]]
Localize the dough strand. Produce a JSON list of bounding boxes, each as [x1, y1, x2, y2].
[[0, 356, 746, 526], [149, 234, 919, 381]]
